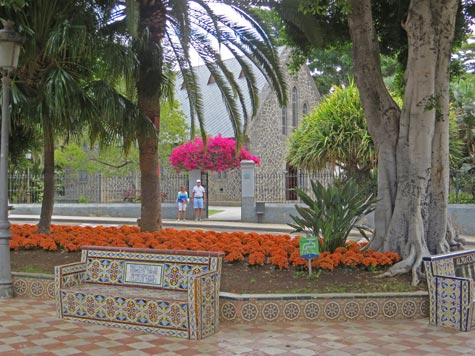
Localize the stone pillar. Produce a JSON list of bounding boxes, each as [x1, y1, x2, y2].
[[241, 160, 256, 222]]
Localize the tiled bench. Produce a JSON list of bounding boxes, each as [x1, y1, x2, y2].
[[423, 249, 475, 331], [55, 245, 224, 339]]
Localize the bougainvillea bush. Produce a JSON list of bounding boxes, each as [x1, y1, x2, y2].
[[9, 224, 400, 271], [170, 134, 260, 172]]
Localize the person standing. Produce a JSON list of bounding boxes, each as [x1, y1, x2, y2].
[[176, 185, 189, 221], [192, 179, 206, 221]]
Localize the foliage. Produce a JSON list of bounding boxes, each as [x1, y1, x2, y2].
[[451, 75, 475, 162], [158, 100, 190, 169], [8, 121, 42, 169], [449, 75, 475, 203], [54, 142, 137, 176], [2, 0, 144, 234], [288, 82, 376, 178], [53, 100, 189, 176], [450, 164, 475, 203], [9, 224, 399, 271], [0, 0, 26, 9], [107, 0, 287, 146], [98, 0, 288, 232], [452, 34, 475, 75], [170, 135, 260, 172], [288, 179, 377, 253]]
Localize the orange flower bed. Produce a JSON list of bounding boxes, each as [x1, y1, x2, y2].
[[9, 224, 400, 271]]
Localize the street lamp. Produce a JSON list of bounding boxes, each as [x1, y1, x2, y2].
[[0, 20, 22, 298], [25, 152, 32, 203]]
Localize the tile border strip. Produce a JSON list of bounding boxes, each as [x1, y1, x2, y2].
[[12, 273, 429, 323]]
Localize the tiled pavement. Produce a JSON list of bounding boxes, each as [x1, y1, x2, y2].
[[1, 299, 475, 356]]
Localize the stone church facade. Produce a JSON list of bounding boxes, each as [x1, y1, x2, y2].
[[175, 49, 321, 204]]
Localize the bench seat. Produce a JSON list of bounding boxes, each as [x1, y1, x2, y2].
[[55, 246, 224, 339], [61, 283, 188, 301]]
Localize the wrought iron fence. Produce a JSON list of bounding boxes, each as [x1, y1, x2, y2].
[[8, 171, 190, 204], [255, 170, 335, 203], [8, 172, 43, 204], [8, 168, 475, 205]]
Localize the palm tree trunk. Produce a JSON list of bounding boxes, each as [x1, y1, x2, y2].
[[37, 122, 55, 234], [136, 0, 167, 232], [138, 97, 161, 231]]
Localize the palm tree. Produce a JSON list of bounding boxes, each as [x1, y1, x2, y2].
[[104, 0, 288, 231], [3, 0, 142, 233]]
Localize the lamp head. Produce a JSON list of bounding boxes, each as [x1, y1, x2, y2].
[[0, 20, 23, 71]]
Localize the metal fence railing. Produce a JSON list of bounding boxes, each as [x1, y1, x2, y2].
[[7, 171, 190, 204], [255, 170, 335, 203], [10, 168, 473, 205]]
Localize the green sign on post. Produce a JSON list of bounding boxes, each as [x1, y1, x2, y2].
[[299, 236, 320, 275], [299, 236, 319, 259]]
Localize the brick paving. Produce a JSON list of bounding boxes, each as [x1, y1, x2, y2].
[[1, 299, 475, 355]]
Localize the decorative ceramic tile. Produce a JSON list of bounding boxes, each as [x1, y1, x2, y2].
[[54, 247, 224, 340], [13, 275, 429, 324], [423, 250, 475, 332]]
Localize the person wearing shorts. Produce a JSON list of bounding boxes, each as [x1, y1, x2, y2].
[[192, 179, 206, 221], [176, 185, 189, 221]]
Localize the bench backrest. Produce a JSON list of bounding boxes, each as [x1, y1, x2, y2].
[[80, 245, 224, 292], [423, 249, 475, 280]]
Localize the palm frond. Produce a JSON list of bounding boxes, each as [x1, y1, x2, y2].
[[165, 0, 287, 147]]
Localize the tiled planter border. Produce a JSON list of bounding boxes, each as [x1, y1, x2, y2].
[[12, 273, 429, 323]]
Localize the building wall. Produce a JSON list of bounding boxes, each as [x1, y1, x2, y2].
[[248, 51, 321, 176], [207, 169, 241, 203], [206, 52, 322, 204]]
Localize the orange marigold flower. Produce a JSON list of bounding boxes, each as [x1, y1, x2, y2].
[[362, 257, 378, 268], [9, 224, 399, 271], [334, 247, 347, 255], [248, 252, 265, 266], [224, 250, 244, 263], [315, 257, 334, 271]]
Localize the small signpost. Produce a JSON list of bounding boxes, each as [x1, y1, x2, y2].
[[299, 235, 320, 275]]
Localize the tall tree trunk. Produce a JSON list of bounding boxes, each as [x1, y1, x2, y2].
[[37, 122, 55, 234], [137, 100, 161, 232], [348, 0, 400, 249], [136, 0, 166, 232], [348, 0, 461, 285]]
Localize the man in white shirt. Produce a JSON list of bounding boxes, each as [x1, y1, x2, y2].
[[192, 179, 206, 221]]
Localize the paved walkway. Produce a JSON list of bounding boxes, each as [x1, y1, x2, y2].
[[4, 208, 475, 354], [8, 206, 295, 234], [1, 298, 475, 356], [9, 206, 475, 243]]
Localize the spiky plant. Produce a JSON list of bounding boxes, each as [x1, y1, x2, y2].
[[289, 179, 377, 253]]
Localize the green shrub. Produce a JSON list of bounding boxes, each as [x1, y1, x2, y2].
[[289, 179, 377, 253]]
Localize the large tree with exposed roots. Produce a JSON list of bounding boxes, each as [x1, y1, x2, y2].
[[244, 0, 474, 284], [347, 0, 465, 285]]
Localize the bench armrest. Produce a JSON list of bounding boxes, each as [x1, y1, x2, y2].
[[55, 262, 86, 289], [429, 275, 474, 331], [187, 270, 221, 339], [54, 262, 87, 319]]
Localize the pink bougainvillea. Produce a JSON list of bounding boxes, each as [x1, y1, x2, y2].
[[170, 135, 260, 172]]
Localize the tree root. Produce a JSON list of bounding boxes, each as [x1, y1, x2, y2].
[[374, 246, 421, 286], [446, 216, 465, 251]]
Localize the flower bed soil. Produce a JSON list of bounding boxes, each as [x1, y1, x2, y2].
[[10, 249, 427, 294]]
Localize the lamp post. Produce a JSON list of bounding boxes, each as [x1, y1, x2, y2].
[[0, 20, 22, 298], [25, 152, 31, 203]]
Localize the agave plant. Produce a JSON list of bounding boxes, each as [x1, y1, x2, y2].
[[289, 179, 377, 253]]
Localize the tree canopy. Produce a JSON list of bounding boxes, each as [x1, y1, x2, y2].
[[288, 82, 375, 178]]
